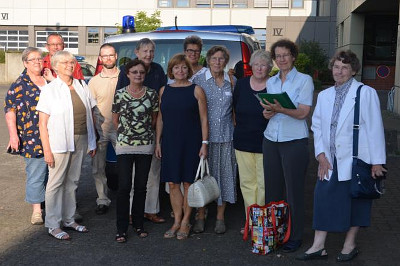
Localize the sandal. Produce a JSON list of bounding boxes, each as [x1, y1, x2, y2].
[[63, 222, 89, 233], [164, 223, 180, 239], [177, 223, 191, 240], [134, 227, 148, 238], [115, 232, 127, 243], [48, 228, 70, 240]]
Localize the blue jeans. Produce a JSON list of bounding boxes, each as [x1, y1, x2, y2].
[[24, 157, 48, 204]]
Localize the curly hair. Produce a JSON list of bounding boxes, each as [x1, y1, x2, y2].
[[328, 50, 361, 73], [270, 38, 298, 60]]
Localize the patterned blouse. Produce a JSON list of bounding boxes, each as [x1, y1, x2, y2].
[[3, 70, 44, 158], [112, 86, 158, 147]]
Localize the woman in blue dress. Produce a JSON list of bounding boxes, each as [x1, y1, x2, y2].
[[155, 53, 208, 240]]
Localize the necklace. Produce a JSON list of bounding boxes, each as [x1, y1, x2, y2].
[[128, 86, 145, 96]]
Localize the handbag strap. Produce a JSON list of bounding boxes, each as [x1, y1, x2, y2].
[[194, 157, 204, 181], [352, 85, 364, 159]]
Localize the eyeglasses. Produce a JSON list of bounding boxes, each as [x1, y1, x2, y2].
[[47, 43, 64, 47], [129, 70, 146, 75], [275, 54, 292, 60], [26, 58, 43, 63], [332, 65, 352, 72], [100, 54, 116, 59], [186, 49, 201, 54], [59, 61, 75, 66], [252, 63, 268, 68], [210, 57, 225, 62]]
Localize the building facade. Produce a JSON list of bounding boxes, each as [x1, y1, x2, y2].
[[0, 0, 327, 56]]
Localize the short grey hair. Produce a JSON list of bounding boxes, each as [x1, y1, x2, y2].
[[22, 47, 41, 62], [51, 50, 75, 73], [250, 50, 273, 70], [135, 38, 156, 51]]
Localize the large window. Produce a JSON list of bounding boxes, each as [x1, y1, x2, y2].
[[232, 0, 247, 8], [158, 0, 172, 7], [254, 0, 268, 7], [0, 30, 28, 51], [214, 0, 229, 8], [197, 0, 211, 7], [177, 0, 190, 7], [271, 0, 289, 8], [87, 27, 99, 44], [36, 31, 79, 54], [292, 0, 303, 8], [104, 27, 118, 40]]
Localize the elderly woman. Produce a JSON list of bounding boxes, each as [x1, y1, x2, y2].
[[155, 54, 208, 240], [261, 39, 314, 252], [192, 45, 237, 234], [37, 50, 97, 240], [117, 38, 167, 224], [296, 50, 386, 262], [4, 47, 48, 225], [112, 59, 159, 243], [233, 50, 272, 232]]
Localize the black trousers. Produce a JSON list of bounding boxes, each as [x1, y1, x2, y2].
[[116, 154, 152, 233], [263, 138, 309, 241]]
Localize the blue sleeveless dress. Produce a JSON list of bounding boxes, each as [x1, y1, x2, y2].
[[160, 84, 202, 184]]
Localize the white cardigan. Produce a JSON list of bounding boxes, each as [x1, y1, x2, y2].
[[37, 77, 97, 153], [311, 80, 386, 181]]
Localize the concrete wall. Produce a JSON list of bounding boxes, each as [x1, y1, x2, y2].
[[2, 53, 24, 84]]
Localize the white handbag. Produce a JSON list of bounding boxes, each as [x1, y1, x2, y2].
[[188, 158, 220, 208]]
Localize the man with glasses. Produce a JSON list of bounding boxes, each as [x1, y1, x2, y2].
[[88, 44, 119, 215], [43, 33, 84, 81]]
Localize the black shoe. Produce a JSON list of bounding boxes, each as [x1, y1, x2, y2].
[[95, 204, 109, 215], [337, 248, 359, 262], [282, 240, 302, 253], [296, 248, 328, 261]]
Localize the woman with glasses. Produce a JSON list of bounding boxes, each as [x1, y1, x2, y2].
[[37, 50, 97, 240], [4, 47, 48, 225], [112, 58, 159, 243], [260, 39, 314, 252], [192, 46, 237, 234]]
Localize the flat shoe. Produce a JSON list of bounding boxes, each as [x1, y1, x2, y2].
[[164, 223, 180, 238], [337, 248, 359, 262], [214, 219, 226, 234], [144, 213, 166, 223], [133, 227, 148, 238], [282, 240, 302, 253], [177, 223, 191, 240], [63, 222, 89, 233], [193, 219, 205, 233], [31, 212, 43, 225], [48, 228, 70, 240], [296, 248, 328, 261], [116, 232, 127, 243]]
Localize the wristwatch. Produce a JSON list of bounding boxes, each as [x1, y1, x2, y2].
[[202, 140, 209, 145]]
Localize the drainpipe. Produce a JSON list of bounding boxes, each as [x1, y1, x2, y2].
[[394, 0, 400, 115]]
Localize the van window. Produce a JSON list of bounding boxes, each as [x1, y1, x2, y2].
[[112, 39, 242, 72]]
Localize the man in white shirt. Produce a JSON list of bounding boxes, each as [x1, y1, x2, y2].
[[88, 44, 119, 215]]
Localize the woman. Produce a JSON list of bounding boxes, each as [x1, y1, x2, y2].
[[297, 50, 386, 262], [37, 50, 97, 240], [192, 46, 237, 234], [233, 50, 272, 233], [261, 39, 314, 252], [4, 47, 48, 225], [112, 58, 159, 243], [155, 53, 208, 240]]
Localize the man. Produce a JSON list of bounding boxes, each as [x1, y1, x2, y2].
[[88, 44, 119, 215], [116, 38, 167, 223], [43, 33, 84, 81]]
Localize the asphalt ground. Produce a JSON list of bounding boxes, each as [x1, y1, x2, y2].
[[0, 84, 399, 266]]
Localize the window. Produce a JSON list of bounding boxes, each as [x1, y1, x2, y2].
[[271, 0, 289, 8], [254, 0, 268, 7], [36, 30, 79, 54], [197, 0, 211, 7], [0, 30, 29, 51], [232, 0, 247, 8], [158, 0, 172, 7], [292, 0, 303, 8], [214, 0, 229, 8], [177, 0, 190, 7], [88, 27, 99, 44], [104, 27, 118, 40]]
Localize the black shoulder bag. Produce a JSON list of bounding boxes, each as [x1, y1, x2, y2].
[[351, 85, 386, 199]]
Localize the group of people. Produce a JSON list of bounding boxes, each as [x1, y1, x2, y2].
[[4, 32, 386, 262]]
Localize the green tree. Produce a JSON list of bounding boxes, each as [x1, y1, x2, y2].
[[134, 11, 162, 32]]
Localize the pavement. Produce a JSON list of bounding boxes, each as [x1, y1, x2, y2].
[[0, 84, 399, 266]]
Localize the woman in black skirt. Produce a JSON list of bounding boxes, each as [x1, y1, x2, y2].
[[296, 50, 386, 262]]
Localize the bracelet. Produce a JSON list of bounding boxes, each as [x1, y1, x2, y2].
[[202, 140, 209, 145]]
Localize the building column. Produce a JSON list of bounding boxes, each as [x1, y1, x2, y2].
[[393, 0, 400, 115]]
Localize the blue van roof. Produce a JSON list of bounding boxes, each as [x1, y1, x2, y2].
[[156, 25, 255, 35]]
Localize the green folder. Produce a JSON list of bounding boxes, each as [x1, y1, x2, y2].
[[255, 92, 296, 109]]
